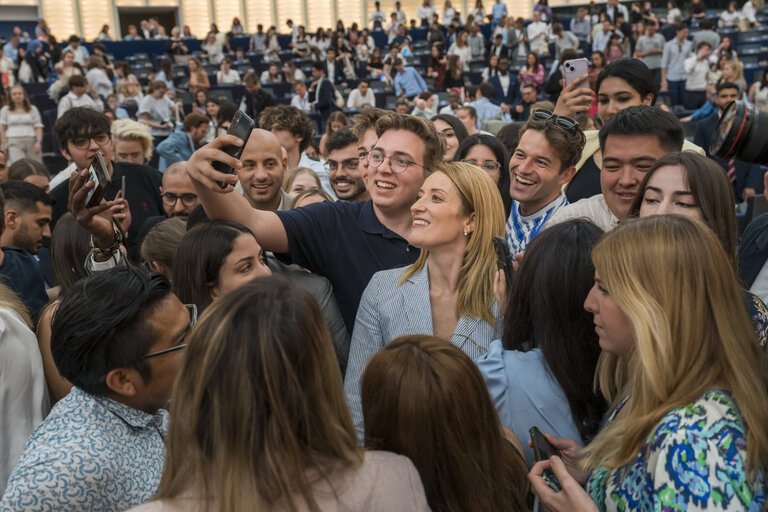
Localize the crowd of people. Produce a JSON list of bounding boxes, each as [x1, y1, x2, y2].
[[0, 1, 768, 511]]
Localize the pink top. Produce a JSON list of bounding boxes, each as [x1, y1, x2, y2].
[[126, 451, 432, 512], [518, 64, 544, 88]]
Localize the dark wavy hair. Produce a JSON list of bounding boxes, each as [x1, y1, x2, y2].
[[503, 219, 607, 443]]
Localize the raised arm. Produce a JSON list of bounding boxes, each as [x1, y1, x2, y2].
[[186, 134, 290, 253]]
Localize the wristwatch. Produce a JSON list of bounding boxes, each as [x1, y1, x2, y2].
[[89, 226, 122, 258]]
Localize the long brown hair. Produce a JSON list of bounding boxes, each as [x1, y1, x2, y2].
[[361, 335, 531, 512], [8, 85, 32, 112], [582, 216, 768, 474], [156, 276, 362, 512]]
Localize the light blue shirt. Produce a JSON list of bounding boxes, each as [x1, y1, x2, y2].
[[394, 66, 428, 97], [469, 97, 502, 129], [492, 1, 508, 20], [475, 341, 584, 465], [1, 387, 168, 512], [505, 194, 568, 256], [2, 43, 17, 65]]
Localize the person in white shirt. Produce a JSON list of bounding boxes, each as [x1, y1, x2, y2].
[[0, 46, 15, 88], [592, 19, 621, 53], [741, 0, 761, 27], [471, 0, 486, 21], [57, 75, 103, 119], [605, 0, 629, 24], [443, 0, 456, 23], [719, 1, 742, 29], [216, 57, 240, 85], [385, 13, 402, 43], [417, 0, 437, 26], [394, 1, 407, 25], [370, 1, 387, 29], [448, 30, 473, 68], [290, 81, 313, 113], [666, 0, 682, 22], [526, 12, 550, 56], [84, 56, 113, 99], [63, 35, 89, 66], [347, 81, 376, 108], [549, 106, 683, 232], [684, 42, 711, 110]]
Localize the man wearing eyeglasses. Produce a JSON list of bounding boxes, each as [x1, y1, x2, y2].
[[1, 267, 191, 511], [505, 110, 586, 256], [49, 108, 164, 252], [326, 128, 369, 202], [185, 113, 444, 333]]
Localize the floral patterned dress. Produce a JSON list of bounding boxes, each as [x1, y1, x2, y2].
[[586, 390, 767, 511]]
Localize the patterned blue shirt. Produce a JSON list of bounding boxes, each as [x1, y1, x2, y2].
[[505, 194, 568, 257], [1, 387, 168, 512]]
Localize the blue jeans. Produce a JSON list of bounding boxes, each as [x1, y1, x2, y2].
[[667, 80, 686, 108]]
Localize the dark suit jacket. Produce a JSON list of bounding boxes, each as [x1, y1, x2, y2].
[[242, 88, 274, 122], [488, 43, 509, 59], [694, 112, 765, 201], [489, 73, 520, 107], [312, 77, 339, 126]]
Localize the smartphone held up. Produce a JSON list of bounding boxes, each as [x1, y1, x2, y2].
[[213, 110, 255, 189]]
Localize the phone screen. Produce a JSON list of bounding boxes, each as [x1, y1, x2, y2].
[[85, 164, 100, 205]]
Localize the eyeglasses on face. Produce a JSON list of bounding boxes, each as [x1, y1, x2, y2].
[[461, 159, 501, 172], [71, 133, 111, 150], [327, 157, 360, 172], [531, 109, 579, 131], [367, 150, 424, 174], [162, 192, 199, 207], [143, 304, 197, 359]]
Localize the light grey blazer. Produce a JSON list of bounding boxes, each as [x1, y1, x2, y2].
[[343, 263, 503, 441]]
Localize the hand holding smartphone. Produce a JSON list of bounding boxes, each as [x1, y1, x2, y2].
[[213, 110, 255, 189], [492, 236, 514, 289], [563, 58, 589, 88], [530, 426, 563, 492], [85, 152, 111, 208]]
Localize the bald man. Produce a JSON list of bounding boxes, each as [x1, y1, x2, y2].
[[236, 128, 293, 211], [160, 162, 200, 219]]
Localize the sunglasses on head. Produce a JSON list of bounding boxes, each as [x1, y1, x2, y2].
[[531, 109, 579, 131]]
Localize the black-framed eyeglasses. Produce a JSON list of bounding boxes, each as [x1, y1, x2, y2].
[[328, 157, 360, 172], [367, 150, 424, 174], [143, 304, 197, 359], [461, 159, 501, 172], [531, 109, 579, 131], [71, 133, 111, 150], [162, 192, 198, 207]]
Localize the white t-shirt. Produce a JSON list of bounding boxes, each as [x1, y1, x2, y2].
[[0, 106, 43, 139], [138, 95, 174, 136], [347, 88, 376, 108], [216, 69, 241, 84]]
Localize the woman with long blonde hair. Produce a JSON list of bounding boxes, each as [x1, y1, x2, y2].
[[128, 277, 430, 512], [344, 161, 505, 439], [530, 215, 768, 511]]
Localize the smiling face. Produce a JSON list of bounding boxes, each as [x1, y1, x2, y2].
[[509, 129, 574, 215], [584, 273, 635, 358], [366, 129, 427, 214], [432, 119, 459, 161], [328, 142, 367, 201], [238, 130, 287, 210], [601, 134, 667, 219], [409, 171, 473, 250], [638, 165, 703, 221], [597, 77, 653, 123]]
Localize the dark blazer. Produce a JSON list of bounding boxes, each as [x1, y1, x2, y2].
[[488, 43, 509, 60], [740, 213, 768, 289], [489, 72, 520, 106], [312, 76, 339, 127], [241, 88, 274, 122], [694, 112, 765, 201]]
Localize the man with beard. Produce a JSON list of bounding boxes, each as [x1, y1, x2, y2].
[[326, 129, 369, 202], [0, 181, 51, 319], [237, 129, 292, 211]]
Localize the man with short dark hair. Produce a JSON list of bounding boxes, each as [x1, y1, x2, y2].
[[309, 61, 339, 129], [49, 108, 163, 249], [634, 19, 666, 89], [456, 105, 479, 135], [185, 113, 445, 332], [469, 82, 502, 129], [505, 112, 585, 255], [0, 182, 51, 319], [326, 128, 369, 201], [694, 82, 765, 202], [550, 105, 684, 230], [63, 35, 89, 65], [259, 105, 330, 194], [57, 75, 103, 118], [239, 71, 274, 122], [513, 84, 537, 120], [1, 267, 190, 511], [393, 58, 428, 98], [156, 113, 210, 172]]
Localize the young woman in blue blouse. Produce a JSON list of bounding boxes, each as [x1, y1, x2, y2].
[[530, 215, 768, 511]]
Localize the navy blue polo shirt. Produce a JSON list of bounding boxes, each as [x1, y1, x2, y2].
[[276, 200, 418, 332]]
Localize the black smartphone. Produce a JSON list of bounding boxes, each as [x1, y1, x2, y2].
[[529, 426, 562, 492], [492, 236, 514, 289], [213, 109, 254, 189]]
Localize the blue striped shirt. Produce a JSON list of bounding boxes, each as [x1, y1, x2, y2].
[[505, 194, 568, 256]]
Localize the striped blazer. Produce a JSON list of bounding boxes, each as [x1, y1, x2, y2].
[[343, 263, 503, 441]]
